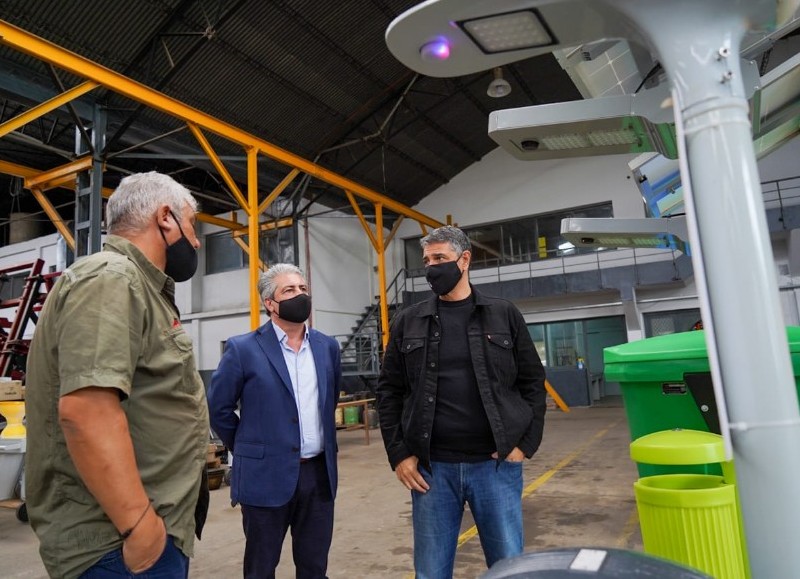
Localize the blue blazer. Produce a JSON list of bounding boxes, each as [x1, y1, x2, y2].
[[207, 321, 342, 507]]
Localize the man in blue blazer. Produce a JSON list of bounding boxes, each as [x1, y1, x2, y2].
[[208, 263, 342, 579]]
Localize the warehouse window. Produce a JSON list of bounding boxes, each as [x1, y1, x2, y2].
[[404, 202, 613, 273], [643, 309, 702, 337], [205, 227, 295, 275]]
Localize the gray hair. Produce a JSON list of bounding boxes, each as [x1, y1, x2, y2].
[[258, 263, 305, 300], [420, 225, 471, 255], [106, 172, 198, 234]]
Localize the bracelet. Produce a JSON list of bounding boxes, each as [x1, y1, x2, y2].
[[120, 501, 152, 540]]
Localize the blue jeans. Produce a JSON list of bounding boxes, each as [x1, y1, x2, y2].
[[79, 536, 189, 578], [412, 460, 523, 579]]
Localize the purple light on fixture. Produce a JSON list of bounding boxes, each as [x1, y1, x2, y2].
[[420, 40, 451, 61]]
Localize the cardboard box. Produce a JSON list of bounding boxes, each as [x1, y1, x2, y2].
[[0, 380, 23, 401]]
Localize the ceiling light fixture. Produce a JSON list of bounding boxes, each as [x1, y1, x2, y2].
[[487, 67, 512, 98]]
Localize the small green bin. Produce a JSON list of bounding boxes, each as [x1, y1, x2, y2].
[[631, 430, 749, 579], [604, 327, 800, 476]]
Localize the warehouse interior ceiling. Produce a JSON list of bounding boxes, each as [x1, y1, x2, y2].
[[0, 0, 581, 243], [0, 1, 797, 246]]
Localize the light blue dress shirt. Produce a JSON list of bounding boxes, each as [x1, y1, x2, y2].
[[273, 323, 324, 458]]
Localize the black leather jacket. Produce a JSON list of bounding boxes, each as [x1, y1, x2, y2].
[[377, 286, 546, 470]]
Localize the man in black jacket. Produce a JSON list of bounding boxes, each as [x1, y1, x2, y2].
[[377, 225, 546, 579]]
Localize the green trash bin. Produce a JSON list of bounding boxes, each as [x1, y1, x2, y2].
[[605, 327, 800, 476], [630, 429, 749, 579]]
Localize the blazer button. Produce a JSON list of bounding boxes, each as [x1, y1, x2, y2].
[[423, 433, 429, 439], [430, 362, 436, 367], [292, 446, 300, 452], [428, 396, 434, 403], [292, 417, 299, 424]]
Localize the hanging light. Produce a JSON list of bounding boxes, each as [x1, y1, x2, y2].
[[487, 67, 512, 98]]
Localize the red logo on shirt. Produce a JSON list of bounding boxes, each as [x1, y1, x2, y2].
[[172, 318, 181, 328]]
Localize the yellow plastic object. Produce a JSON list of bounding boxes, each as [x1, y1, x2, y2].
[[0, 400, 25, 438], [630, 428, 725, 466], [635, 474, 747, 579], [0, 401, 25, 438]]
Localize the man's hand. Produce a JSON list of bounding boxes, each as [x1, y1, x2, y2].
[[122, 507, 168, 573], [395, 456, 430, 493], [492, 447, 525, 462]]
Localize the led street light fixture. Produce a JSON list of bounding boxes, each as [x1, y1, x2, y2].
[[561, 216, 690, 255], [457, 10, 556, 54]]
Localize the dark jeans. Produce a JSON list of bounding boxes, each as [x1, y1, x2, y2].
[[412, 460, 524, 579], [241, 455, 334, 579], [79, 536, 189, 578]]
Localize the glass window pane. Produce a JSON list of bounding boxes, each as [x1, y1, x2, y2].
[[467, 225, 502, 269], [643, 309, 702, 337], [205, 232, 244, 274], [404, 237, 424, 274], [401, 201, 614, 273]]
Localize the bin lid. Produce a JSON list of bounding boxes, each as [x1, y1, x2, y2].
[[630, 429, 725, 465], [605, 327, 800, 382]]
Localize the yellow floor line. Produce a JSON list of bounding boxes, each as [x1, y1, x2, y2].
[[404, 419, 623, 577], [616, 505, 640, 549]]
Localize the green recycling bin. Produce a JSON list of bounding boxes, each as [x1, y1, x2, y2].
[[604, 327, 800, 476]]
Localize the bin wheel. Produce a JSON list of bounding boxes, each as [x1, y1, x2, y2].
[[16, 502, 28, 523]]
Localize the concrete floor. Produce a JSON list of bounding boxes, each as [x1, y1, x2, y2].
[[0, 400, 642, 578]]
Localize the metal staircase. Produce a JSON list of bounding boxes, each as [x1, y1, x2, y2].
[[336, 269, 409, 379]]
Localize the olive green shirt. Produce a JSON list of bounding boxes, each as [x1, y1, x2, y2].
[[25, 235, 209, 579]]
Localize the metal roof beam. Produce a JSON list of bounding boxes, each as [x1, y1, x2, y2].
[[0, 19, 443, 228], [0, 81, 97, 138]]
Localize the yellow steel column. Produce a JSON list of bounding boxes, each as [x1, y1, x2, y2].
[[374, 203, 390, 349], [247, 147, 261, 330]]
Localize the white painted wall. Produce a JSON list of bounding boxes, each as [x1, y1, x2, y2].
[[299, 210, 375, 339], [401, 148, 645, 235]]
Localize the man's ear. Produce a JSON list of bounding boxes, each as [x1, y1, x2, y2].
[[460, 249, 472, 270], [156, 204, 173, 232]]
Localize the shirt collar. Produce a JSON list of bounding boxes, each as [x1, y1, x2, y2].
[[103, 234, 173, 295], [416, 284, 487, 317], [272, 321, 310, 345]]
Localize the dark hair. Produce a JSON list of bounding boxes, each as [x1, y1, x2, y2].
[[420, 225, 471, 255]]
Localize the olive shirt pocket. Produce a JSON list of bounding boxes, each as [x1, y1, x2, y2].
[[163, 326, 201, 394]]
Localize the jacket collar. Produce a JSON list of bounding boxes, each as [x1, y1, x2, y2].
[[413, 284, 489, 317]]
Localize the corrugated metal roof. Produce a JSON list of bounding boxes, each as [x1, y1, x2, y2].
[[0, 0, 582, 229]]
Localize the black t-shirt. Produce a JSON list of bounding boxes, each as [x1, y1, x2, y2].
[[430, 295, 496, 462]]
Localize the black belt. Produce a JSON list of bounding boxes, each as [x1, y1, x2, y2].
[[300, 452, 324, 464]]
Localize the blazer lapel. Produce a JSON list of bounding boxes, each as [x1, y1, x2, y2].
[[256, 322, 294, 396], [309, 331, 328, 410]]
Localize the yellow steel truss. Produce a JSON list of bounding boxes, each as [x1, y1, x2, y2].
[[0, 19, 445, 334]]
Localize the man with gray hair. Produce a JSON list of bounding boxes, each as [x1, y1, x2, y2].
[[377, 225, 546, 578], [26, 171, 208, 578], [208, 264, 341, 579]]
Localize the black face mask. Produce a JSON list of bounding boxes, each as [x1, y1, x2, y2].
[[273, 293, 312, 323], [160, 210, 198, 283], [425, 259, 463, 296]]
